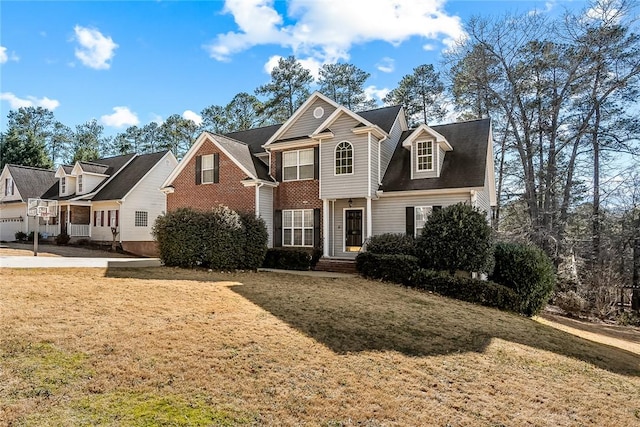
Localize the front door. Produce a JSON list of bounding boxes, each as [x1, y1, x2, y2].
[[60, 207, 68, 235], [345, 209, 363, 250]]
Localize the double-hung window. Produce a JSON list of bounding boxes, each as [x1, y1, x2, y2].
[[283, 209, 313, 246], [61, 177, 66, 194], [283, 149, 314, 181], [202, 154, 215, 184], [415, 206, 433, 236], [335, 141, 353, 175], [78, 175, 83, 193], [416, 140, 434, 171], [4, 178, 14, 196]]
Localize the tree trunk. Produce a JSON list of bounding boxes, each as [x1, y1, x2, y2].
[[592, 102, 602, 268]]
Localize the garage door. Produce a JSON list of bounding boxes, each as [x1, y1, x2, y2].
[[0, 218, 24, 242]]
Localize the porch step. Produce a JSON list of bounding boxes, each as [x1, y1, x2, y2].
[[314, 258, 358, 274]]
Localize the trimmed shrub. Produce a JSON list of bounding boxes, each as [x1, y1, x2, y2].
[[263, 248, 315, 271], [355, 252, 419, 285], [490, 242, 556, 316], [411, 268, 521, 313], [153, 208, 208, 268], [27, 232, 43, 242], [238, 211, 268, 271], [55, 232, 71, 246], [366, 233, 415, 255], [15, 231, 27, 241], [415, 203, 493, 274], [201, 206, 244, 270]]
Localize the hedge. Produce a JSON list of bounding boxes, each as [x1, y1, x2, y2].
[[490, 242, 556, 316], [355, 252, 419, 285], [262, 247, 322, 271], [366, 233, 415, 255]]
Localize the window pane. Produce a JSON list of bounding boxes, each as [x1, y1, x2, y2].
[[304, 229, 313, 245], [283, 210, 293, 227], [202, 154, 213, 169], [303, 210, 314, 227], [299, 164, 314, 179], [284, 229, 292, 245], [299, 149, 314, 165], [283, 151, 297, 167], [202, 169, 214, 183], [283, 166, 298, 181], [293, 210, 303, 227], [293, 229, 303, 246]]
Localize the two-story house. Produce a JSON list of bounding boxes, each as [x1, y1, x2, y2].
[[0, 150, 178, 256], [162, 92, 496, 264]]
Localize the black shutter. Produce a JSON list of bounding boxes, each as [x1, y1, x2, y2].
[[406, 206, 415, 237], [433, 205, 442, 212], [275, 152, 282, 182], [313, 208, 321, 248], [274, 209, 282, 247], [213, 153, 219, 183], [313, 146, 319, 179], [195, 155, 202, 185]]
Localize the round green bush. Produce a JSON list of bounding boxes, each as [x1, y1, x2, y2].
[[490, 242, 556, 316], [238, 211, 268, 271], [414, 203, 493, 274], [366, 233, 415, 255]]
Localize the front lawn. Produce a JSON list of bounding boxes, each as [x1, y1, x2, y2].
[[1, 267, 638, 426]]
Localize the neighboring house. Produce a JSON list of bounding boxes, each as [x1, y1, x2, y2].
[[162, 91, 496, 261], [0, 151, 178, 256]]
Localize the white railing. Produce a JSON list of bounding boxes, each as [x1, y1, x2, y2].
[[69, 223, 90, 237]]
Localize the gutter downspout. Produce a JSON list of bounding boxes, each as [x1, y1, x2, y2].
[[255, 183, 264, 218]]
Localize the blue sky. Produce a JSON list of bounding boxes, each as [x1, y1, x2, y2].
[[0, 0, 587, 135]]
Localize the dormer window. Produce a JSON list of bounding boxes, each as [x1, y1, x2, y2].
[[61, 177, 66, 194], [78, 175, 83, 193], [416, 140, 434, 171], [4, 177, 14, 196], [335, 141, 353, 175]]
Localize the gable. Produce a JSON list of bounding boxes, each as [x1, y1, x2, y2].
[[278, 97, 338, 142], [3, 165, 56, 202]]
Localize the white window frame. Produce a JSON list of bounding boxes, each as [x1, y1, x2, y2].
[[78, 175, 83, 193], [201, 154, 215, 184], [282, 149, 314, 182], [282, 209, 314, 247], [416, 140, 434, 172], [4, 177, 13, 196], [415, 206, 433, 236], [335, 141, 354, 175], [134, 211, 148, 227], [61, 177, 66, 194]]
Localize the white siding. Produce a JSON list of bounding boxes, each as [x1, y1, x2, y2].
[[438, 146, 446, 174], [0, 203, 27, 241], [258, 185, 274, 247], [371, 193, 472, 236], [60, 176, 76, 197], [319, 115, 369, 199], [79, 174, 105, 195], [379, 115, 403, 182], [0, 170, 22, 203], [280, 98, 337, 141], [120, 154, 178, 242], [90, 201, 121, 241], [370, 135, 379, 198]]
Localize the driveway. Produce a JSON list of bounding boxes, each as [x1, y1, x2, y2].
[[0, 242, 161, 268]]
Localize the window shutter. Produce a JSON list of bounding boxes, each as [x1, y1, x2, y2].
[[313, 147, 319, 179], [213, 153, 220, 183], [433, 205, 442, 212], [275, 152, 282, 182], [115, 210, 119, 227], [94, 211, 97, 227], [101, 211, 104, 227], [107, 210, 111, 227], [313, 208, 321, 247], [195, 155, 202, 185], [274, 209, 282, 247], [406, 206, 415, 237]]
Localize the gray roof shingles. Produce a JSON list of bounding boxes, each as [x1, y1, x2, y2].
[[380, 118, 491, 192], [6, 165, 57, 201]]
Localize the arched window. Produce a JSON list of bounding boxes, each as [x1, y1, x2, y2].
[[335, 141, 353, 175]]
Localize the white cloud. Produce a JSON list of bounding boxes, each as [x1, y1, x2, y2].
[[263, 54, 322, 80], [0, 92, 60, 110], [73, 25, 118, 70], [205, 0, 465, 63], [0, 46, 19, 64], [528, 1, 556, 16], [182, 110, 203, 126], [100, 106, 139, 128], [149, 114, 164, 125], [376, 57, 395, 73], [364, 85, 390, 103]]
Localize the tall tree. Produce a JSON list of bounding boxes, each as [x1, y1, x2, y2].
[[384, 64, 447, 125], [72, 119, 106, 162], [225, 92, 266, 131], [255, 55, 313, 122], [140, 122, 160, 154], [200, 105, 231, 134], [0, 107, 55, 169], [113, 125, 144, 155], [157, 114, 199, 158], [318, 63, 376, 111], [50, 122, 73, 166]]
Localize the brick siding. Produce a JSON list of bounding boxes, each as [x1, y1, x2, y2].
[[167, 138, 256, 214]]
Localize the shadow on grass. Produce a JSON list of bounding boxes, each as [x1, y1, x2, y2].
[[227, 272, 640, 377]]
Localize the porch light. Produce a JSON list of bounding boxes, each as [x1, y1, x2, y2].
[[348, 198, 353, 208]]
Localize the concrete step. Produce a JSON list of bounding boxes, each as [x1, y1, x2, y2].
[[314, 258, 358, 274]]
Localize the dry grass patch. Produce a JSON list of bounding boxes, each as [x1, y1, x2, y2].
[[1, 267, 639, 426]]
